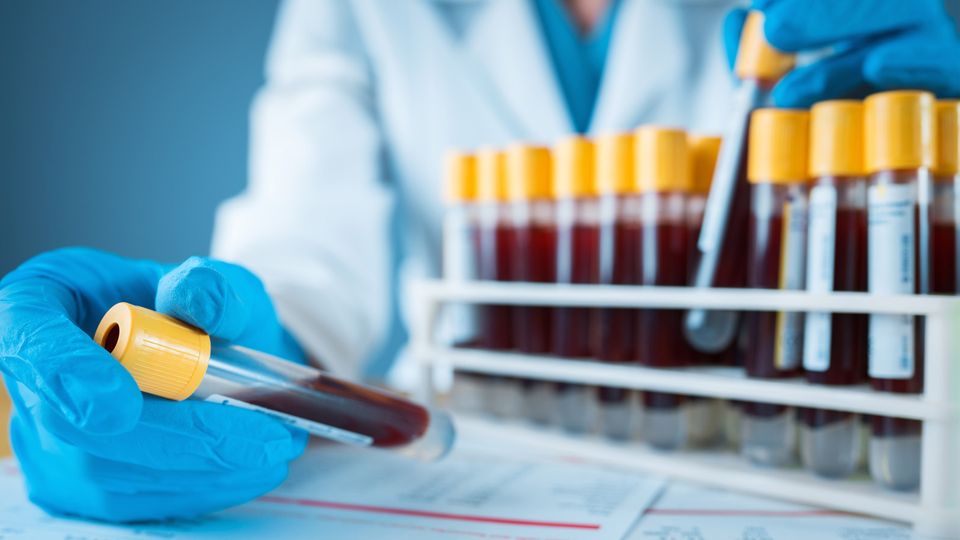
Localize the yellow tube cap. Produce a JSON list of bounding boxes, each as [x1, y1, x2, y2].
[[809, 100, 865, 177], [865, 90, 937, 173], [688, 135, 721, 195], [635, 126, 691, 193], [444, 152, 477, 203], [553, 136, 597, 197], [747, 108, 809, 184], [596, 133, 636, 195], [95, 303, 210, 401], [735, 11, 795, 82], [935, 100, 959, 177], [476, 148, 508, 202], [506, 144, 552, 200]]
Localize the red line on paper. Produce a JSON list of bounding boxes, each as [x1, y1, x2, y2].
[[258, 496, 601, 530]]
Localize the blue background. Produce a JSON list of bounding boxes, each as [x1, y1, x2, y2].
[[0, 0, 280, 275]]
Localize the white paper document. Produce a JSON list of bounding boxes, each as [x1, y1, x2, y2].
[[0, 441, 664, 540], [628, 482, 923, 540], [0, 427, 929, 540]]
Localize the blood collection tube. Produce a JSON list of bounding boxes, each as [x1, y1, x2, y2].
[[95, 303, 455, 461], [741, 109, 809, 467], [552, 136, 600, 434], [442, 152, 480, 347], [506, 144, 557, 424], [686, 11, 794, 354], [685, 134, 725, 448], [634, 126, 692, 450], [441, 152, 485, 414], [864, 91, 937, 491], [932, 100, 959, 295], [800, 101, 867, 478], [476, 148, 522, 418], [594, 132, 641, 440]]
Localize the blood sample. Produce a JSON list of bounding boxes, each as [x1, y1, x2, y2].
[[476, 149, 522, 418], [800, 100, 867, 478], [634, 126, 692, 450], [741, 109, 810, 467], [506, 144, 557, 424], [96, 303, 454, 461], [441, 152, 486, 414], [552, 136, 600, 434], [594, 133, 641, 440], [932, 100, 959, 295], [686, 11, 795, 355], [865, 91, 937, 491], [685, 134, 725, 447]]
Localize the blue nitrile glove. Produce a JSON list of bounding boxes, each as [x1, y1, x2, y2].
[[723, 1, 960, 107], [0, 248, 309, 522]]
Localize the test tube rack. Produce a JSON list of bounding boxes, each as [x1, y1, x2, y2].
[[410, 280, 960, 537]]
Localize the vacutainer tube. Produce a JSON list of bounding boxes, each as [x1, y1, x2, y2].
[[95, 302, 455, 462]]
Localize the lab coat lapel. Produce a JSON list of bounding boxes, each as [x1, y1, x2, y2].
[[590, 0, 693, 133], [458, 0, 573, 141]]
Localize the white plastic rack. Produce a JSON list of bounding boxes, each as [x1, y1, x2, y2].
[[410, 280, 960, 537]]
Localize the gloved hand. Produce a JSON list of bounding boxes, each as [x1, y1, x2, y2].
[[724, 0, 960, 107], [0, 248, 309, 522]]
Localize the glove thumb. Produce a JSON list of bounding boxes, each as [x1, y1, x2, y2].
[[155, 257, 303, 361]]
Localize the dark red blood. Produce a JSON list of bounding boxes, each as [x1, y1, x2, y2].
[[240, 376, 430, 448], [513, 222, 557, 353]]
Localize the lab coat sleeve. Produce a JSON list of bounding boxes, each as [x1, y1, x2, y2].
[[211, 0, 390, 378]]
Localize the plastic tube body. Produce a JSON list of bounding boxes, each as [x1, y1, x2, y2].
[[195, 345, 454, 461], [442, 200, 490, 413], [552, 195, 601, 433], [512, 197, 557, 424], [867, 169, 928, 491], [931, 177, 958, 294], [477, 199, 523, 418], [442, 201, 480, 347], [596, 192, 642, 439], [685, 80, 762, 353], [800, 175, 867, 478], [742, 182, 807, 466], [636, 190, 690, 450]]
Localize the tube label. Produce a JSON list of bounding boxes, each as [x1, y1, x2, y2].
[[867, 183, 916, 379], [803, 185, 837, 372], [774, 197, 807, 370], [441, 211, 478, 345], [206, 394, 374, 447]]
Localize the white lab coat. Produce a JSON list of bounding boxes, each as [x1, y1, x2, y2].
[[211, 0, 738, 379]]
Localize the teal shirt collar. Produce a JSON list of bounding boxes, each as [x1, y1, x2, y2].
[[533, 0, 622, 133]]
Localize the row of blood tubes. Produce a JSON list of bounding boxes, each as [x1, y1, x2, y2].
[[441, 90, 960, 493]]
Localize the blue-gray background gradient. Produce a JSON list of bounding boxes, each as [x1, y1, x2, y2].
[[0, 0, 280, 275]]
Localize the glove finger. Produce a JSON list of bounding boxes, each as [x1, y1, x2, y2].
[[864, 37, 960, 98], [723, 7, 749, 72], [12, 411, 295, 523], [757, 0, 948, 52], [87, 461, 290, 497], [32, 468, 286, 523], [0, 247, 163, 334], [39, 395, 308, 471], [0, 280, 143, 435], [772, 45, 872, 108], [26, 458, 289, 522], [156, 257, 304, 360]]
